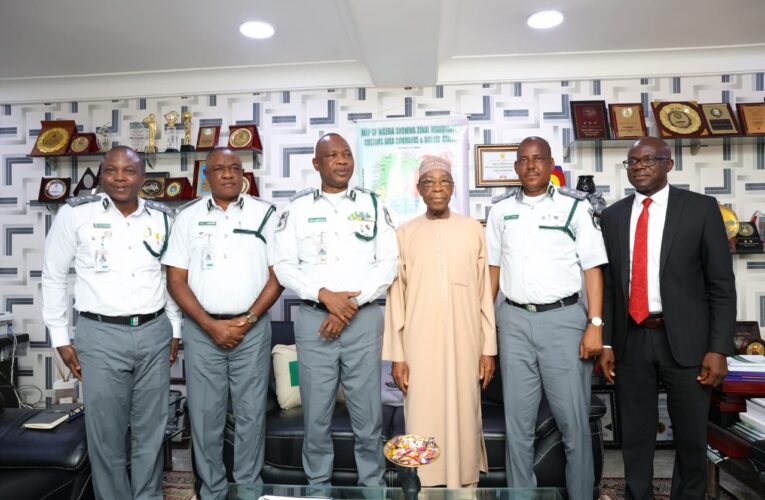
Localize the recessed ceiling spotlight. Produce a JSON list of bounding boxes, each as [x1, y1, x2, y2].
[[527, 10, 564, 29], [240, 21, 275, 39]]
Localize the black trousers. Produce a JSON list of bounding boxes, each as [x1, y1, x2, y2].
[[615, 322, 712, 500]]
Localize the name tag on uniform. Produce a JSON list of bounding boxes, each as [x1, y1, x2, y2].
[[308, 217, 326, 223], [504, 214, 519, 220], [198, 221, 216, 226], [93, 223, 111, 228]]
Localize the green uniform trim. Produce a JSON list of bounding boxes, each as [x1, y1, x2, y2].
[[538, 199, 579, 241], [143, 212, 169, 258], [354, 192, 378, 241], [232, 204, 276, 245]]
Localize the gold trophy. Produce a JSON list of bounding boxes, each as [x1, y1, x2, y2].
[[143, 113, 158, 153], [180, 111, 194, 152], [163, 110, 180, 152]]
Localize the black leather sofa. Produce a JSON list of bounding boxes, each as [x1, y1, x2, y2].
[[222, 321, 606, 496], [0, 406, 94, 500]]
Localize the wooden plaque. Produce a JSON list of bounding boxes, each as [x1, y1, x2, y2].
[[651, 101, 708, 137], [608, 103, 647, 139], [570, 100, 610, 140], [139, 177, 166, 199], [227, 125, 263, 151], [30, 120, 77, 156], [161, 177, 194, 201], [241, 172, 260, 197], [67, 133, 100, 154], [700, 103, 741, 136], [38, 177, 71, 203], [196, 125, 221, 151], [737, 103, 765, 135]]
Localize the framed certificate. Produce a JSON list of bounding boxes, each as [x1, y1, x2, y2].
[[570, 100, 610, 140], [608, 103, 647, 139], [193, 160, 211, 197], [736, 103, 765, 135], [700, 103, 741, 136], [651, 101, 707, 137], [196, 125, 220, 151], [474, 144, 520, 187]]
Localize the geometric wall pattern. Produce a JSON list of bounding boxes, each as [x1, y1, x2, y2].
[[1, 73, 764, 405]]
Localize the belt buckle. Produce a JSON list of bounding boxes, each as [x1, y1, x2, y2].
[[525, 304, 537, 313], [130, 316, 139, 327]]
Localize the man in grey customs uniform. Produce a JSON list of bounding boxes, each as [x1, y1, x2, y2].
[[42, 146, 182, 500], [163, 148, 283, 500], [273, 133, 398, 486], [485, 137, 608, 500]]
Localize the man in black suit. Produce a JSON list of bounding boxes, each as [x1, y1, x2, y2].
[[599, 137, 736, 500]]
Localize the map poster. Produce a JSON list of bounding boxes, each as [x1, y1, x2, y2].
[[356, 118, 469, 224]]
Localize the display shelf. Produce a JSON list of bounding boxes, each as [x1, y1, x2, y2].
[[30, 148, 262, 168], [568, 135, 764, 155]]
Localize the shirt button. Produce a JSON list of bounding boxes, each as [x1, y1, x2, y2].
[[336, 257, 340, 262], [225, 216, 229, 220], [131, 273, 135, 277], [334, 232, 339, 236], [224, 234, 228, 238], [223, 254, 227, 259], [128, 246, 132, 250], [126, 222, 131, 226]]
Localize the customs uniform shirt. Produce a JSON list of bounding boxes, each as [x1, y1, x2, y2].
[[161, 194, 276, 315], [273, 187, 398, 304], [42, 193, 182, 347], [486, 184, 608, 304]]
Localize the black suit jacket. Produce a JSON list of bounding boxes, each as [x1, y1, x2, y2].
[[601, 186, 736, 367]]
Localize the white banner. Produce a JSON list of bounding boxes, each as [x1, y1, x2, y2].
[[356, 117, 469, 224]]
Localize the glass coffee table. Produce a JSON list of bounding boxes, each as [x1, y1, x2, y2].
[[227, 484, 563, 500]]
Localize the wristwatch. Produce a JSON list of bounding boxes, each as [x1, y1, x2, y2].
[[244, 311, 259, 324], [588, 316, 604, 327]]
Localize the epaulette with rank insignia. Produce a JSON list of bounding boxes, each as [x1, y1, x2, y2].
[[352, 186, 376, 195], [246, 194, 275, 208], [66, 194, 100, 207], [144, 200, 174, 216], [177, 197, 203, 212], [492, 187, 519, 204], [289, 188, 315, 202], [557, 186, 588, 200]]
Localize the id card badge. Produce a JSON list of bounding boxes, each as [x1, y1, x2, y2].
[[202, 235, 215, 269], [96, 245, 111, 272]]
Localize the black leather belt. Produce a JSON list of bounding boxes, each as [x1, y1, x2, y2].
[[80, 309, 164, 327], [209, 313, 247, 320], [506, 294, 579, 313], [638, 314, 665, 329], [302, 300, 373, 312]]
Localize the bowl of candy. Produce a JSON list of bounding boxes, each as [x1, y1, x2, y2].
[[384, 434, 440, 468]]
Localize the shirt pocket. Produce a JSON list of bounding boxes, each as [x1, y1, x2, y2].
[[75, 224, 99, 268]]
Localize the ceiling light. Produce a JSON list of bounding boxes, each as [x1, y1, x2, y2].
[[527, 10, 564, 30], [240, 21, 275, 39]]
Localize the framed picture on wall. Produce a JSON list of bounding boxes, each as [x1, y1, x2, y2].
[[474, 144, 520, 187], [193, 160, 210, 197], [592, 387, 619, 447]]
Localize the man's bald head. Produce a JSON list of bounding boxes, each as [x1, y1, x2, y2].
[[315, 133, 349, 155], [518, 136, 552, 158], [628, 137, 671, 159], [102, 146, 145, 174]]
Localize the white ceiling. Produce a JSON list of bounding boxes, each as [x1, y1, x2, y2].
[[1, 0, 765, 101]]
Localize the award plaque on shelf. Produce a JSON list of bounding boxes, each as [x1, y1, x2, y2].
[[651, 101, 707, 137], [161, 177, 193, 201], [139, 177, 166, 199], [735, 221, 763, 253], [38, 177, 71, 203], [700, 103, 741, 136], [196, 126, 220, 151], [608, 103, 647, 139], [193, 160, 211, 197], [72, 168, 99, 196], [67, 133, 100, 154], [736, 103, 765, 135], [241, 172, 260, 197], [569, 101, 610, 140], [30, 120, 77, 156], [227, 125, 263, 150]]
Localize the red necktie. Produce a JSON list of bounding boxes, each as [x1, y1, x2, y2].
[[629, 198, 653, 324]]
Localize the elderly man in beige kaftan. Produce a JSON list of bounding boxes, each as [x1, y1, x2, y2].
[[383, 155, 497, 487]]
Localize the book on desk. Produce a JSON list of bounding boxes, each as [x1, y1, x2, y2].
[[22, 403, 84, 430]]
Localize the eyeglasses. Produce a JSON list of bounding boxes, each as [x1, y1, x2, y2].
[[419, 177, 454, 189], [515, 157, 550, 167], [622, 156, 670, 169]]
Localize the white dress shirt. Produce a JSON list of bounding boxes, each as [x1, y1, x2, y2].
[[629, 183, 669, 313], [273, 187, 398, 304], [161, 195, 276, 315], [42, 194, 182, 347], [486, 184, 608, 304]]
